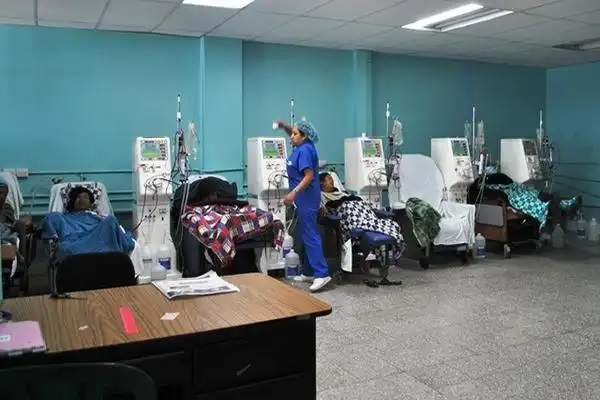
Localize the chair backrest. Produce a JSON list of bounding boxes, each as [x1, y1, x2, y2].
[[1, 171, 23, 219], [388, 154, 445, 211], [0, 362, 156, 400], [188, 174, 228, 183], [56, 252, 136, 293], [49, 181, 113, 216]]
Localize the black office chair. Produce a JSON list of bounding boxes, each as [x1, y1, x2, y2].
[[51, 252, 137, 296], [0, 362, 156, 400]]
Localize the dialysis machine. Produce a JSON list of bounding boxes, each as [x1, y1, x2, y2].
[[500, 138, 543, 185], [431, 138, 475, 203], [345, 136, 388, 209], [133, 136, 177, 278], [247, 137, 289, 271]]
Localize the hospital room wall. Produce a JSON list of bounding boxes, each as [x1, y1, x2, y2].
[[371, 53, 546, 161], [546, 61, 600, 219], [0, 25, 201, 216]]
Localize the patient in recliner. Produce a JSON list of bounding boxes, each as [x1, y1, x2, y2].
[[40, 186, 135, 260], [319, 172, 404, 261]]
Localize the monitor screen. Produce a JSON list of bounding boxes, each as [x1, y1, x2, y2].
[[451, 140, 468, 157], [523, 140, 537, 156], [362, 140, 378, 157], [263, 140, 280, 159], [141, 140, 162, 160]]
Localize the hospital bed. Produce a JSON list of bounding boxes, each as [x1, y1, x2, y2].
[[388, 154, 475, 268], [1, 171, 37, 294], [318, 171, 402, 288], [172, 175, 278, 277], [46, 181, 144, 285], [467, 173, 542, 258]]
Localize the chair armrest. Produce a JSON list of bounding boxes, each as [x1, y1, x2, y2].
[[374, 209, 394, 219]]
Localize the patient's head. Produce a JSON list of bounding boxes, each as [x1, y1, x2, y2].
[[66, 186, 95, 212], [319, 172, 335, 193], [0, 177, 8, 207]]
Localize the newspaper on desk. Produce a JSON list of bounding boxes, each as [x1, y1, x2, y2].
[[152, 270, 240, 300]]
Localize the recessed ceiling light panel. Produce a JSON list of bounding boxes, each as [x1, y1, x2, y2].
[[182, 0, 255, 9]]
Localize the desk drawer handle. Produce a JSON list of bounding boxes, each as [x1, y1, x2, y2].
[[236, 363, 251, 377]]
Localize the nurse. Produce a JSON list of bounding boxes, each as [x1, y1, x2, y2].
[[274, 119, 332, 292]]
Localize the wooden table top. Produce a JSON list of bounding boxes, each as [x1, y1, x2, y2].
[[2, 273, 332, 354]]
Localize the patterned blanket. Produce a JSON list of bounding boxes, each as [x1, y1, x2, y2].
[[181, 204, 284, 268], [485, 183, 577, 226], [405, 198, 442, 248], [329, 199, 405, 264]]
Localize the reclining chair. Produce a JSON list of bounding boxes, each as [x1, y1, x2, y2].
[[318, 171, 402, 288], [388, 154, 475, 269]]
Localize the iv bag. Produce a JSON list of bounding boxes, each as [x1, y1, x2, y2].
[[186, 121, 199, 160], [392, 119, 403, 146], [476, 120, 485, 149]]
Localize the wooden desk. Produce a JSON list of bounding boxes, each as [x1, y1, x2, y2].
[[0, 273, 332, 400]]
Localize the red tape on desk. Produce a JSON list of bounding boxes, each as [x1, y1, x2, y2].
[[119, 306, 139, 335]]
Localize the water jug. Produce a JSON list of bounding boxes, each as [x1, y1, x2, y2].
[[577, 215, 587, 239], [474, 233, 486, 259], [285, 249, 300, 279], [552, 224, 565, 249], [588, 218, 599, 242], [282, 234, 294, 259]]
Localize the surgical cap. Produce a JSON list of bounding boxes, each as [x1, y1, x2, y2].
[[295, 121, 319, 144]]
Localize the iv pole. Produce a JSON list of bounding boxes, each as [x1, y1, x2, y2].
[[176, 94, 188, 184]]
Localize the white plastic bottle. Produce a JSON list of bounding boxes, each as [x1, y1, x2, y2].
[[158, 243, 172, 272], [282, 234, 293, 259], [139, 245, 154, 284], [285, 249, 300, 279], [588, 218, 599, 242], [151, 261, 167, 281], [577, 213, 587, 239], [552, 224, 565, 249], [474, 233, 486, 259]]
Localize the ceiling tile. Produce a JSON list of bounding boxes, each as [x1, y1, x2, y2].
[[99, 0, 176, 29], [315, 22, 393, 43], [210, 10, 292, 38], [255, 16, 345, 41], [153, 29, 205, 37], [306, 0, 401, 22], [0, 0, 34, 19], [493, 19, 600, 46], [474, 0, 559, 11], [38, 0, 107, 24], [359, 0, 474, 27], [568, 9, 600, 25], [39, 20, 96, 29], [0, 18, 34, 26], [246, 0, 331, 16], [356, 28, 435, 47], [526, 0, 600, 18], [450, 12, 550, 37], [98, 25, 152, 33], [157, 4, 235, 32]]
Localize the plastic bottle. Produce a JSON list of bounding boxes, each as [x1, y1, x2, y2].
[[151, 261, 167, 281], [552, 224, 565, 249], [285, 249, 300, 279], [474, 233, 486, 259], [588, 218, 599, 242], [158, 243, 172, 272], [282, 234, 293, 259], [577, 213, 587, 239], [139, 245, 154, 284]]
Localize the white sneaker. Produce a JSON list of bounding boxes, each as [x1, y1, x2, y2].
[[309, 277, 332, 292], [293, 274, 314, 283]]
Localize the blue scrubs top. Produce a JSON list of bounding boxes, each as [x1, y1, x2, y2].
[[287, 141, 321, 208]]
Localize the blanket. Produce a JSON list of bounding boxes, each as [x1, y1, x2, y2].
[[329, 199, 405, 264], [181, 204, 284, 268], [405, 198, 442, 248], [485, 183, 578, 226], [0, 222, 18, 245], [40, 211, 135, 260]]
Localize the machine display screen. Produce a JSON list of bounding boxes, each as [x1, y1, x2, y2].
[[451, 140, 468, 157], [361, 140, 379, 158], [262, 140, 283, 159], [523, 140, 537, 156], [140, 140, 165, 161]]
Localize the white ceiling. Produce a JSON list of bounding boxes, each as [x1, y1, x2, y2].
[[2, 0, 600, 67]]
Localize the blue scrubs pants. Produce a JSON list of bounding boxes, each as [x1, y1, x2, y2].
[[296, 204, 329, 279]]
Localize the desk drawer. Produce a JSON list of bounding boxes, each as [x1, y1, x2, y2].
[[124, 351, 191, 387], [196, 373, 314, 400], [193, 335, 312, 392]]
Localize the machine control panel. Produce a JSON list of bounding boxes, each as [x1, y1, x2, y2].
[[361, 139, 383, 158], [262, 140, 286, 159], [140, 139, 169, 161]]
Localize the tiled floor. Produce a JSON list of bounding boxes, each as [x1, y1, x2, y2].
[[306, 237, 600, 400]]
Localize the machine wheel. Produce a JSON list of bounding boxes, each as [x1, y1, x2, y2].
[[503, 244, 512, 258], [419, 257, 430, 270]]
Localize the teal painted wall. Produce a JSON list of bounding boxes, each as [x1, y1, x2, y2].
[[547, 61, 600, 219], [0, 24, 547, 215], [371, 54, 546, 160]]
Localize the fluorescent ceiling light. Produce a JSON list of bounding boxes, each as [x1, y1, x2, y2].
[[182, 0, 255, 9], [402, 3, 484, 31], [438, 10, 514, 32]]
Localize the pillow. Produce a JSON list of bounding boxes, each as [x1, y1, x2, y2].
[[59, 182, 104, 212]]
